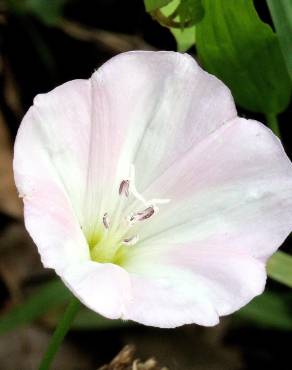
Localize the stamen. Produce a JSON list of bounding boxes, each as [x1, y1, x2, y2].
[[95, 165, 170, 260], [102, 213, 110, 229], [128, 206, 156, 225], [137, 206, 155, 220], [122, 235, 139, 245], [119, 180, 130, 197]]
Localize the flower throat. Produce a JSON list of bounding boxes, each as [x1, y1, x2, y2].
[[87, 165, 170, 265]]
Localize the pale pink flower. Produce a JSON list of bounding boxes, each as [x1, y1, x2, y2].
[[13, 51, 292, 328]]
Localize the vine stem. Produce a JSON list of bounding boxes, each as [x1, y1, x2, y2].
[[266, 113, 281, 139], [39, 297, 81, 370]]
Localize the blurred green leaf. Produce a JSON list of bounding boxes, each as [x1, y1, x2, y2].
[[25, 0, 67, 25], [267, 251, 292, 288], [6, 0, 68, 25], [0, 280, 72, 334], [144, 0, 173, 12], [238, 251, 292, 329], [0, 279, 129, 334], [236, 291, 292, 330], [196, 0, 291, 114], [267, 0, 292, 81]]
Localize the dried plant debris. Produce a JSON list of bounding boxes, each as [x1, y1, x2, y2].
[[58, 19, 155, 53], [98, 345, 168, 370], [0, 110, 22, 218]]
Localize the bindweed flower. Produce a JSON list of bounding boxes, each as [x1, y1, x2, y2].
[[13, 51, 292, 328]]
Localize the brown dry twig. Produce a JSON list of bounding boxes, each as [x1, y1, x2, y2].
[[98, 345, 168, 370], [57, 19, 155, 53]]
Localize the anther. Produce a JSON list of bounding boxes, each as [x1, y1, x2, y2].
[[137, 206, 155, 220], [128, 206, 156, 225], [102, 213, 110, 229], [122, 235, 139, 245], [119, 180, 130, 197]]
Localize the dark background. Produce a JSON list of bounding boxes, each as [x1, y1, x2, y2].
[[0, 1, 292, 369]]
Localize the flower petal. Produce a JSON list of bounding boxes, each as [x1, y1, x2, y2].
[[123, 241, 266, 327], [118, 117, 292, 327], [61, 261, 131, 319], [13, 79, 91, 272], [137, 118, 292, 261], [22, 185, 89, 272], [87, 51, 237, 203], [82, 50, 237, 239]]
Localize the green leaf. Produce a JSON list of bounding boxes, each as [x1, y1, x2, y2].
[[148, 0, 204, 51], [6, 0, 68, 25], [267, 251, 292, 288], [236, 291, 292, 330], [177, 0, 204, 27], [0, 280, 72, 334], [267, 0, 292, 81], [161, 0, 196, 51], [144, 0, 173, 12], [196, 0, 291, 114], [171, 26, 196, 51]]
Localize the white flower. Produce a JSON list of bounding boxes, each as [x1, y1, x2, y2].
[[13, 51, 292, 328]]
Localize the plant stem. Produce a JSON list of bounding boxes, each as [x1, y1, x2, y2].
[[266, 113, 281, 139], [38, 297, 80, 370]]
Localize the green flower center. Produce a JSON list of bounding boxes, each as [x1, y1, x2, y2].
[[87, 229, 131, 266], [83, 165, 170, 266]]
